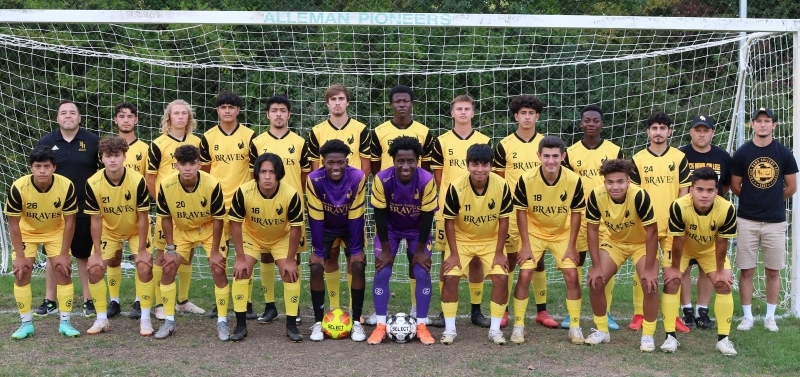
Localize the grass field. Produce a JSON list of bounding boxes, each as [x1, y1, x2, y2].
[[0, 271, 798, 376]]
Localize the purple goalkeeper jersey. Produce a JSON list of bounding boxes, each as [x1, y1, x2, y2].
[[306, 166, 366, 255], [372, 167, 438, 239]]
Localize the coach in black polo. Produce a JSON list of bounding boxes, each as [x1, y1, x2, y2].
[[36, 100, 101, 318]]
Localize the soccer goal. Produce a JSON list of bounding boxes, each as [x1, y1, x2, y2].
[[0, 10, 797, 314]]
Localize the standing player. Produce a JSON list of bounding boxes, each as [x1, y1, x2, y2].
[[199, 91, 256, 320], [146, 99, 204, 319], [664, 167, 738, 354], [561, 105, 623, 330], [153, 145, 226, 339], [308, 84, 371, 318], [629, 111, 690, 332], [114, 102, 149, 319], [583, 159, 661, 352], [84, 137, 152, 336], [677, 115, 731, 329], [306, 140, 367, 342], [440, 144, 512, 345], [229, 153, 304, 342], [7, 146, 79, 338], [366, 136, 438, 345], [493, 95, 554, 329], [511, 136, 586, 345], [430, 95, 492, 328], [249, 95, 310, 324], [731, 108, 797, 332]]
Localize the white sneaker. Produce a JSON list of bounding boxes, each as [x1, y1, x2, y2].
[[737, 317, 754, 331], [510, 325, 525, 344], [716, 336, 737, 356], [140, 318, 154, 337], [351, 321, 366, 342], [640, 335, 656, 352], [409, 305, 417, 319], [660, 334, 679, 353], [584, 328, 610, 345], [364, 312, 378, 326], [569, 327, 585, 345], [764, 317, 779, 332], [154, 305, 166, 320], [440, 329, 457, 345], [176, 301, 206, 315], [310, 322, 324, 341], [488, 329, 506, 345], [86, 318, 110, 335]]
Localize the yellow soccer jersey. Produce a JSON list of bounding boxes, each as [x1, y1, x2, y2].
[[147, 133, 202, 187], [513, 166, 585, 241], [125, 138, 149, 175], [228, 181, 304, 240], [564, 139, 624, 198], [156, 171, 226, 231], [668, 194, 737, 254], [308, 118, 371, 168], [442, 172, 513, 246], [630, 146, 691, 236], [199, 124, 256, 205], [4, 174, 78, 239], [585, 184, 656, 245], [370, 120, 434, 170], [493, 131, 545, 186], [431, 130, 492, 221], [84, 168, 150, 236], [249, 130, 311, 193]]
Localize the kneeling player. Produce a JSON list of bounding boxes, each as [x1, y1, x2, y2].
[[307, 140, 368, 342], [367, 136, 437, 345], [512, 136, 586, 344], [154, 145, 226, 340], [663, 167, 737, 355], [440, 144, 512, 345], [7, 146, 79, 338], [584, 159, 662, 352], [229, 153, 304, 342], [84, 137, 153, 336]]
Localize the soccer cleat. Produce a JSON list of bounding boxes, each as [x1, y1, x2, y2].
[[488, 329, 506, 345], [416, 323, 435, 345], [409, 305, 417, 319], [607, 313, 620, 331], [154, 320, 176, 339], [716, 336, 737, 356], [246, 302, 258, 320], [500, 311, 509, 329], [430, 312, 445, 328], [510, 325, 525, 344], [628, 314, 644, 331], [34, 299, 58, 317], [58, 321, 81, 337], [367, 323, 387, 345], [695, 314, 716, 329], [83, 300, 97, 318], [11, 322, 34, 339], [365, 312, 378, 326], [107, 301, 121, 318], [584, 328, 610, 345], [129, 301, 142, 319], [86, 318, 110, 335], [230, 325, 248, 341], [205, 306, 219, 318], [176, 300, 206, 315], [535, 311, 559, 329], [682, 314, 697, 329], [154, 304, 166, 320], [660, 334, 679, 353], [560, 315, 571, 329], [640, 335, 656, 352], [764, 317, 779, 332], [351, 322, 366, 342], [309, 322, 324, 341], [440, 329, 457, 345], [286, 326, 302, 342], [471, 311, 491, 328], [140, 319, 154, 337], [569, 327, 585, 345], [737, 317, 754, 331], [217, 322, 230, 341], [258, 304, 278, 323], [676, 317, 691, 333]]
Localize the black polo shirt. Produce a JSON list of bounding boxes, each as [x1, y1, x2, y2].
[[37, 128, 100, 216]]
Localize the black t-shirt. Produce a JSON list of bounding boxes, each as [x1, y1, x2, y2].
[[37, 128, 100, 216], [679, 144, 732, 196], [730, 139, 798, 222]]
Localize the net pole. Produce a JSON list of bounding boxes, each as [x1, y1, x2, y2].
[[791, 30, 800, 317], [0, 211, 8, 274]]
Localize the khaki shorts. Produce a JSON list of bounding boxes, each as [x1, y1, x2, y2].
[[735, 217, 787, 270], [519, 235, 576, 270]]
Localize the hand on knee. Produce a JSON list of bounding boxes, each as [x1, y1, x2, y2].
[[714, 282, 731, 295]]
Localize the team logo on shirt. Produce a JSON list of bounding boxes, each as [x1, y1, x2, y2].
[[559, 191, 567, 202], [414, 190, 420, 200], [238, 140, 245, 149], [125, 190, 132, 201], [136, 152, 143, 161], [748, 157, 779, 189], [276, 204, 284, 215], [488, 198, 496, 210], [710, 220, 717, 231], [347, 134, 355, 144], [200, 197, 208, 207], [668, 161, 676, 171], [79, 141, 86, 151], [53, 197, 62, 209], [288, 145, 296, 154]]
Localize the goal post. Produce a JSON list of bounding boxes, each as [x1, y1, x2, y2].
[[0, 10, 798, 315]]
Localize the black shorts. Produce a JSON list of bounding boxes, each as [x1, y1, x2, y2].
[[689, 258, 699, 266], [321, 233, 353, 260], [70, 216, 93, 259]]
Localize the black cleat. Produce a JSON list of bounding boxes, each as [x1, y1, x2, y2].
[[286, 326, 303, 342], [83, 300, 97, 318], [230, 325, 248, 341], [682, 307, 696, 329], [107, 301, 121, 318], [471, 311, 491, 328], [430, 312, 445, 328], [258, 304, 278, 323], [129, 301, 142, 319], [205, 305, 219, 318], [696, 308, 717, 329], [34, 299, 57, 317], [246, 302, 258, 320]]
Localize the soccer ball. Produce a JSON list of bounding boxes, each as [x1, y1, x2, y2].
[[322, 309, 352, 339], [387, 313, 417, 343]]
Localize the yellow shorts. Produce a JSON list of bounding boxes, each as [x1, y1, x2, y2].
[[443, 243, 506, 277], [434, 219, 448, 253], [242, 233, 292, 260], [20, 236, 66, 259], [330, 228, 365, 255], [576, 222, 609, 252], [659, 235, 674, 268], [504, 216, 521, 254], [153, 220, 167, 250], [173, 222, 218, 260], [680, 248, 732, 273], [519, 236, 576, 270], [601, 239, 657, 269], [92, 229, 147, 260]]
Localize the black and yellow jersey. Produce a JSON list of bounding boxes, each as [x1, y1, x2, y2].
[[513, 166, 585, 241], [4, 174, 78, 238], [199, 124, 256, 206], [156, 171, 226, 231], [308, 118, 370, 168], [370, 120, 434, 171], [228, 181, 304, 240], [585, 184, 656, 245], [147, 133, 202, 187], [125, 138, 149, 175], [248, 130, 311, 193], [668, 194, 737, 253], [564, 139, 624, 199], [493, 131, 545, 186], [84, 168, 150, 235], [442, 172, 513, 245], [630, 146, 691, 236]]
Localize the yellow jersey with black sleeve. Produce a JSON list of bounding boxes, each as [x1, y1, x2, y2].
[[370, 120, 434, 171], [493, 131, 545, 186], [84, 167, 150, 236], [630, 146, 691, 236], [146, 133, 202, 187], [308, 118, 370, 168], [585, 184, 656, 245], [668, 194, 737, 254], [248, 130, 311, 194], [4, 174, 78, 240], [228, 181, 304, 240], [125, 138, 149, 176], [199, 124, 256, 206], [156, 171, 226, 231], [442, 172, 513, 246], [513, 166, 585, 241]]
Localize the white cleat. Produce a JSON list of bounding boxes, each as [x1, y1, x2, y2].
[[154, 305, 166, 320], [176, 301, 206, 315], [764, 317, 779, 332], [351, 321, 366, 342], [569, 327, 585, 345], [584, 328, 610, 345], [660, 334, 679, 353], [86, 318, 110, 335], [440, 329, 457, 345], [140, 319, 154, 337], [488, 329, 506, 345], [409, 305, 417, 319], [737, 317, 754, 331], [640, 335, 656, 352], [510, 325, 525, 344], [364, 312, 378, 326], [309, 322, 324, 341], [716, 336, 737, 356]]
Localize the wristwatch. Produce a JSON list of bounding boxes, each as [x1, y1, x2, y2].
[[165, 245, 177, 254]]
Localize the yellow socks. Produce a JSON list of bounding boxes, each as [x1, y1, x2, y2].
[[605, 275, 616, 311], [325, 270, 341, 309], [632, 270, 643, 316], [177, 263, 192, 303], [161, 282, 176, 317], [490, 301, 507, 320], [57, 283, 74, 319], [284, 280, 301, 316], [513, 297, 528, 326], [593, 314, 609, 333], [137, 277, 154, 310], [14, 284, 32, 317], [232, 278, 249, 313], [89, 280, 108, 314], [441, 301, 458, 319], [642, 319, 656, 337], [261, 262, 275, 303], [469, 282, 483, 305], [716, 293, 734, 336], [661, 292, 679, 333], [215, 284, 230, 317], [410, 278, 417, 306], [106, 266, 122, 301], [152, 264, 163, 306], [533, 270, 547, 305], [566, 298, 582, 328]]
